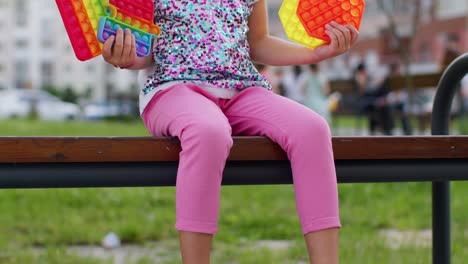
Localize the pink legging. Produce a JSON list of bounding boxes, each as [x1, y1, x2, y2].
[[142, 83, 340, 235]]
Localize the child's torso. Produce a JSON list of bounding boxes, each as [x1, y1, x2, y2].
[[143, 0, 270, 94]]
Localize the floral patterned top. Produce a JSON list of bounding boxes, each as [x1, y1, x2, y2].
[[141, 0, 271, 102]]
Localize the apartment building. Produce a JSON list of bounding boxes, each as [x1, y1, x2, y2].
[[0, 0, 138, 100], [0, 0, 464, 94], [0, 0, 14, 90]]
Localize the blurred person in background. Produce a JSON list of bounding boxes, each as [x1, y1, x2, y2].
[[382, 63, 412, 135], [440, 34, 460, 71], [281, 65, 307, 103], [352, 63, 393, 135], [302, 64, 331, 123], [272, 67, 286, 95], [460, 75, 468, 133], [440, 34, 464, 130], [462, 75, 468, 113]]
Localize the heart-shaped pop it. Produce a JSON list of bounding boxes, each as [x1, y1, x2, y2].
[[296, 0, 365, 42], [279, 0, 326, 49]]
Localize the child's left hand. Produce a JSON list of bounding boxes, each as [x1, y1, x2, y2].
[[313, 21, 359, 59]]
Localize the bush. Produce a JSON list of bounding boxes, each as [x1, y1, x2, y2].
[[42, 85, 79, 104]]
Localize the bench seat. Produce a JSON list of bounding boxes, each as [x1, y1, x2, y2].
[[1, 136, 467, 188]]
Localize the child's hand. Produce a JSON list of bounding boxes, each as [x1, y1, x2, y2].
[[102, 28, 136, 69], [314, 21, 359, 59]]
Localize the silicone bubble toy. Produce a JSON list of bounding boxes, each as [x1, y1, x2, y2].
[[279, 0, 365, 48], [98, 17, 154, 57], [56, 0, 160, 61]]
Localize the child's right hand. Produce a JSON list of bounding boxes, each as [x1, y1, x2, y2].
[[102, 28, 136, 69]]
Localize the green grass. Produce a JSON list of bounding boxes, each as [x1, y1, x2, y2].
[[332, 114, 468, 134], [0, 119, 149, 136], [0, 119, 467, 263]]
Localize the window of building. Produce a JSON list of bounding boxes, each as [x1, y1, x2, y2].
[[42, 39, 54, 49], [419, 42, 432, 63], [16, 39, 28, 49], [15, 0, 27, 27], [42, 63, 53, 76], [14, 60, 30, 88], [41, 17, 54, 48]]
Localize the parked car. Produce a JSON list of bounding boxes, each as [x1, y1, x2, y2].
[[0, 89, 81, 121], [0, 91, 30, 119], [83, 100, 138, 120], [83, 101, 120, 120]]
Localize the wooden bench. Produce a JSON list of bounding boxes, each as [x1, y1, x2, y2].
[[1, 136, 467, 187], [329, 72, 442, 94], [329, 72, 444, 135], [0, 135, 467, 264], [0, 54, 466, 264]]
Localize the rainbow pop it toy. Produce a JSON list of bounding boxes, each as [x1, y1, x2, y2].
[[56, 0, 160, 61], [279, 0, 365, 48], [98, 17, 154, 57], [109, 0, 154, 22]]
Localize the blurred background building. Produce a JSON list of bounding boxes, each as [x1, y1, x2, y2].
[[0, 0, 138, 101], [0, 0, 466, 99]]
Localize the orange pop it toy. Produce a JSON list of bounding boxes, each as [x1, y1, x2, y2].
[[279, 0, 326, 49], [279, 0, 364, 48], [296, 0, 365, 42]]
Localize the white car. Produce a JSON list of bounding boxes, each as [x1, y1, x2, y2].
[[0, 89, 81, 121], [83, 100, 137, 120], [0, 91, 30, 119], [83, 101, 120, 120]]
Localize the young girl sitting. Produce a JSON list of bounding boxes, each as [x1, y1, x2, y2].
[[102, 0, 359, 263]]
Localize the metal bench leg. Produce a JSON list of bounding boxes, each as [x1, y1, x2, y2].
[[432, 181, 450, 264], [431, 54, 468, 264]]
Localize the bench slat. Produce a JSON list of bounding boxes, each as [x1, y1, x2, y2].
[[329, 72, 442, 93], [0, 136, 468, 163]]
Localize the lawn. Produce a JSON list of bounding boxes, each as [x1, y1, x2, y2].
[[0, 119, 466, 263]]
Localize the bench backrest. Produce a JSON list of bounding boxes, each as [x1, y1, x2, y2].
[[329, 72, 442, 93]]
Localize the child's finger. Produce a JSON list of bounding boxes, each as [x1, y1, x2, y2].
[[327, 24, 344, 50], [331, 21, 350, 49], [325, 27, 339, 49], [113, 28, 124, 58], [346, 25, 360, 43], [130, 34, 137, 59], [102, 36, 116, 62], [124, 29, 133, 58]]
